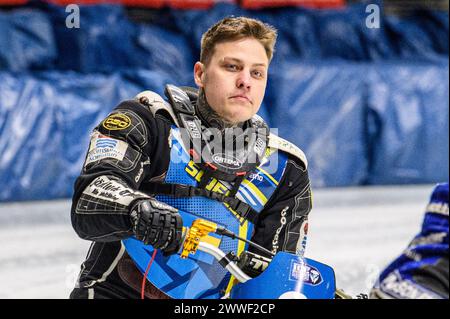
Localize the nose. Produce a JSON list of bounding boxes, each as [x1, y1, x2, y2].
[[236, 71, 251, 90]]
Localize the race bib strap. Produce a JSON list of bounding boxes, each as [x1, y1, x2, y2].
[[141, 181, 259, 225]]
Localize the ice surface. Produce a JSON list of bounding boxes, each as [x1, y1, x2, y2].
[[0, 184, 435, 299], [306, 184, 434, 297]]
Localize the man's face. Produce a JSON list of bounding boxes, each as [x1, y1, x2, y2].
[[194, 37, 269, 124]]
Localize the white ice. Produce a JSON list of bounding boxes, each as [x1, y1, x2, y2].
[[0, 184, 434, 299]]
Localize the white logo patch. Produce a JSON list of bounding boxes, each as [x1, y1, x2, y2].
[[83, 176, 148, 206], [85, 131, 128, 166]]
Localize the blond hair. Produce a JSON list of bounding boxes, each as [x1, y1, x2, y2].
[[200, 16, 278, 65]]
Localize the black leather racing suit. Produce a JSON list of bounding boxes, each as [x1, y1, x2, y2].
[[70, 97, 312, 299]]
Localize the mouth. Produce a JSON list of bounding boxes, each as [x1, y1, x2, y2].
[[229, 95, 252, 104]]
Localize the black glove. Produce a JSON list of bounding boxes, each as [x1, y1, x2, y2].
[[129, 198, 183, 256]]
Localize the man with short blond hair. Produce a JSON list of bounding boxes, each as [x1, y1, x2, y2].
[[70, 16, 312, 299]]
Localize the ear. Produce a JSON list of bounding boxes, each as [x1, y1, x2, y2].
[[194, 62, 205, 88]]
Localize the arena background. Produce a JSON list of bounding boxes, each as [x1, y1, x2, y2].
[[0, 0, 448, 298]]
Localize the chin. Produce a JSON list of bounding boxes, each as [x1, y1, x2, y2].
[[229, 113, 254, 124], [226, 106, 255, 123]]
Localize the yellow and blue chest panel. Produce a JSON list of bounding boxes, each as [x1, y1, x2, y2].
[[123, 127, 288, 299]]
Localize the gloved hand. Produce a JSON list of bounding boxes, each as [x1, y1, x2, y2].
[[129, 198, 183, 256]]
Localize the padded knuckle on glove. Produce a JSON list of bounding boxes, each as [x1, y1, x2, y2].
[[130, 199, 183, 254]]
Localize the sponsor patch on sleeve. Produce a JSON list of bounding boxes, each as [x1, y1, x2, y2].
[[84, 131, 129, 167], [102, 113, 131, 130], [83, 175, 149, 206]]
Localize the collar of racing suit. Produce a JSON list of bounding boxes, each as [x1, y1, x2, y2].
[[194, 88, 247, 132]]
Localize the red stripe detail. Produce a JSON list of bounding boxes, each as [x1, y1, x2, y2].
[[205, 162, 217, 170], [141, 249, 158, 300]]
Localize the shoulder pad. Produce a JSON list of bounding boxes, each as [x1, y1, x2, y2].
[[250, 114, 269, 130], [135, 91, 180, 127], [164, 84, 195, 115], [268, 133, 308, 169]]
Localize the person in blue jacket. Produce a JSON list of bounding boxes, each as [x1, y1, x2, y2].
[[371, 183, 449, 299]]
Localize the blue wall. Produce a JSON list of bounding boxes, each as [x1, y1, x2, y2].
[[0, 3, 448, 201]]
